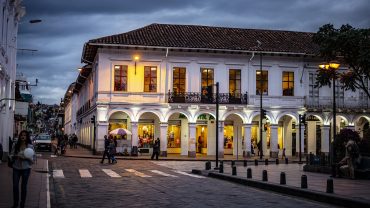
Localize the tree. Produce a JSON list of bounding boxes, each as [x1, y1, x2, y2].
[[313, 24, 370, 99]]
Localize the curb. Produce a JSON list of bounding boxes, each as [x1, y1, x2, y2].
[[192, 169, 370, 208], [62, 154, 306, 163]]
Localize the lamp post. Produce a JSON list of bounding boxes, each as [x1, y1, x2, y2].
[[257, 40, 264, 160], [319, 61, 340, 167], [215, 82, 220, 169]]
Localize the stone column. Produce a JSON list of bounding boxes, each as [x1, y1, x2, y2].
[[321, 125, 330, 155], [160, 122, 168, 157], [188, 123, 196, 157], [243, 123, 252, 157], [270, 124, 278, 158], [218, 121, 225, 158], [131, 122, 138, 155], [96, 122, 109, 153]]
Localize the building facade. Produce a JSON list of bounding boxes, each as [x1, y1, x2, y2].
[[65, 24, 370, 158], [0, 0, 24, 159]]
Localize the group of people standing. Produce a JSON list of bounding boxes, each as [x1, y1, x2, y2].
[[100, 135, 161, 163]]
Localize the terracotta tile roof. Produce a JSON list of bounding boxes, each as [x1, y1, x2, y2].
[[82, 23, 319, 62]]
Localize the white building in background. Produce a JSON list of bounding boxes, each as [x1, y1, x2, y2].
[[65, 23, 370, 158], [0, 0, 25, 159]]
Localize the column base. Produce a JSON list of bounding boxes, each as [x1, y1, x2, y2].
[[161, 151, 167, 157], [243, 151, 251, 158], [270, 151, 278, 158], [131, 146, 138, 156], [218, 151, 224, 158], [188, 151, 196, 158]]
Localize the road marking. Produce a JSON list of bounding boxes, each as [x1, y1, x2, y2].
[[150, 170, 178, 177], [46, 160, 50, 208], [125, 169, 152, 177], [102, 169, 121, 178], [50, 155, 57, 158], [173, 170, 205, 178], [53, 169, 64, 178], [79, 169, 92, 178]]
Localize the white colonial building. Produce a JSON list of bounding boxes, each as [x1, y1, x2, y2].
[[64, 23, 370, 158], [0, 0, 24, 159]]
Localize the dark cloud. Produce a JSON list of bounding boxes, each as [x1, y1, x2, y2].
[[17, 0, 370, 104]]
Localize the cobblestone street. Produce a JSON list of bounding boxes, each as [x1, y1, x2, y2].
[[49, 157, 338, 208]]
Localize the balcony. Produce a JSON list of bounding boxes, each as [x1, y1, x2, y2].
[[305, 96, 369, 111], [168, 91, 248, 104]]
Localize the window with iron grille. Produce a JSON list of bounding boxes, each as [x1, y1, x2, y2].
[[173, 67, 186, 93], [256, 70, 268, 95], [229, 69, 241, 97]]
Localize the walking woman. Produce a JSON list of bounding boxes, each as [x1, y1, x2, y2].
[[9, 130, 35, 208]]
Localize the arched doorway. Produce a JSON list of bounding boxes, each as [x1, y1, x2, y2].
[[224, 114, 244, 156], [137, 112, 161, 150], [108, 111, 132, 154], [167, 112, 189, 155], [195, 113, 215, 156], [250, 114, 271, 157], [277, 115, 297, 157]]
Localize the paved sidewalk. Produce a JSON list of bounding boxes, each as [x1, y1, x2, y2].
[[63, 145, 303, 162], [0, 158, 49, 208]]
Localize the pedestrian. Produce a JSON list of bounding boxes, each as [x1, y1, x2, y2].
[[72, 134, 78, 149], [100, 135, 111, 164], [9, 130, 35, 208], [282, 148, 286, 159], [108, 138, 117, 164], [151, 138, 160, 160], [250, 142, 255, 156]]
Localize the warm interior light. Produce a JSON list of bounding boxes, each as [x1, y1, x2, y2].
[[78, 68, 82, 71], [256, 71, 261, 75], [114, 65, 120, 69], [134, 56, 140, 61], [329, 61, 340, 70], [318, 64, 329, 70]]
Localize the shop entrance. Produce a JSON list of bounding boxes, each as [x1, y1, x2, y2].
[[196, 125, 207, 154]]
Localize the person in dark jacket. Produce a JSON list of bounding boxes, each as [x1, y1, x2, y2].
[[151, 138, 160, 160], [9, 130, 35, 208], [100, 135, 111, 164]]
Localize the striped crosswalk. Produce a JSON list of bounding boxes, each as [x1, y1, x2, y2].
[[52, 168, 204, 179]]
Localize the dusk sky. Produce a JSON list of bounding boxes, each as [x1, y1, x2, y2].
[[17, 0, 370, 105]]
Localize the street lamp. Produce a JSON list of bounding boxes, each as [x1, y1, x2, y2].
[[215, 82, 220, 169], [257, 40, 264, 159], [318, 61, 340, 167]]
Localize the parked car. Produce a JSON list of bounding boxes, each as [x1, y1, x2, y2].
[[35, 134, 52, 152]]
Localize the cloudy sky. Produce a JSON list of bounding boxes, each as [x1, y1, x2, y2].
[[17, 0, 370, 104]]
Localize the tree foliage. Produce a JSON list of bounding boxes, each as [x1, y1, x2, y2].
[[313, 24, 370, 98]]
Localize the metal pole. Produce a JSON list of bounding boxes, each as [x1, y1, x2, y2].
[[299, 115, 302, 163], [259, 52, 263, 160], [236, 126, 239, 161], [215, 82, 219, 168], [332, 76, 336, 166]]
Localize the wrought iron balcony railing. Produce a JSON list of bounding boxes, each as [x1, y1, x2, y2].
[[168, 91, 248, 104]]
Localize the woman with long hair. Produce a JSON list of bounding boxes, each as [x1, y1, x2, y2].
[[9, 130, 34, 208]]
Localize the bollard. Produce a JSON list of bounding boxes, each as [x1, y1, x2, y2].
[[232, 165, 237, 175], [219, 161, 224, 173], [326, 178, 334, 193], [231, 160, 235, 166], [247, 168, 252, 178], [262, 170, 268, 181], [265, 159, 269, 165], [205, 161, 211, 170], [280, 172, 286, 185], [243, 160, 247, 167], [285, 158, 289, 164], [254, 159, 258, 166], [276, 158, 279, 165], [301, 175, 308, 189]]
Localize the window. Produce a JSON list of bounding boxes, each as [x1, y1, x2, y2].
[[229, 69, 241, 96], [114, 65, 127, 91], [144, 66, 157, 92], [201, 68, 214, 95], [256, 70, 268, 95], [282, 71, 294, 96], [173, 67, 186, 93]]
